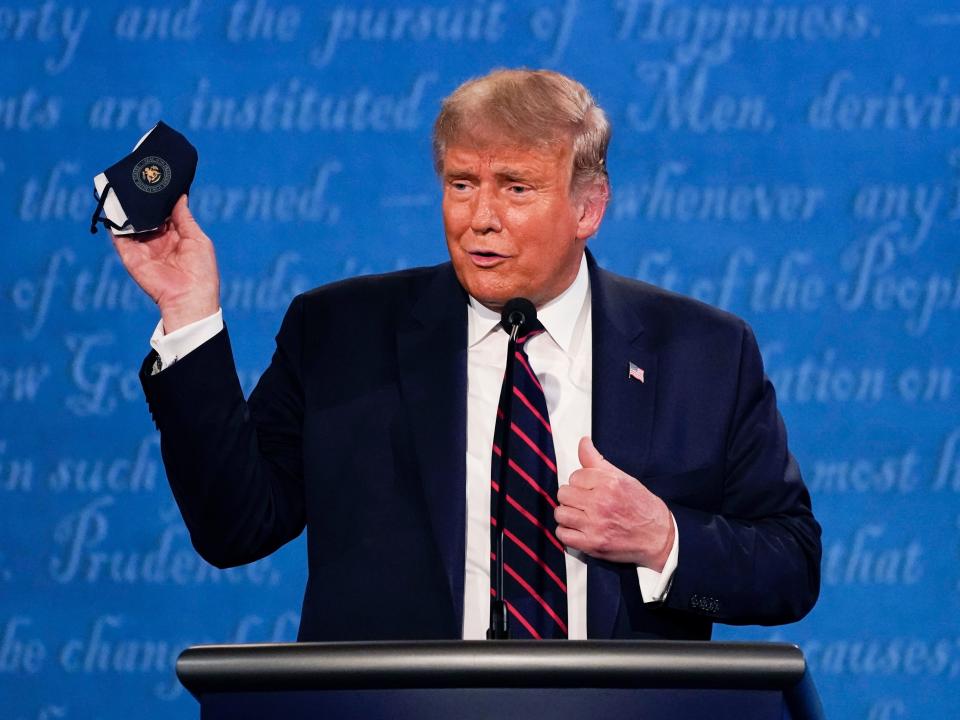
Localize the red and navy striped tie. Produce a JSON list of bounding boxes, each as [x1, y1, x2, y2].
[[490, 320, 568, 639]]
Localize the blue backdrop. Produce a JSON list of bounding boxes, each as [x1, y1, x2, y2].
[[2, 1, 958, 718]]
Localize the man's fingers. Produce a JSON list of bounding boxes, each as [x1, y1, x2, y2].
[[567, 468, 600, 490], [554, 503, 587, 528], [557, 483, 590, 509], [108, 228, 144, 264], [108, 228, 122, 252], [555, 524, 588, 550]]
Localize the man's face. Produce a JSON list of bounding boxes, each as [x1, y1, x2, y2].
[[441, 140, 604, 311]]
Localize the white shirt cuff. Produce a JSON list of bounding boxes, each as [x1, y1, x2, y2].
[[149, 309, 224, 372], [636, 512, 678, 603]]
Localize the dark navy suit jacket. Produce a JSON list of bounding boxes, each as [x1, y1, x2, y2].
[[141, 254, 821, 641]]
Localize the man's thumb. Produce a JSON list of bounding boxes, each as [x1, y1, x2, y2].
[[579, 436, 613, 470], [171, 194, 195, 228]]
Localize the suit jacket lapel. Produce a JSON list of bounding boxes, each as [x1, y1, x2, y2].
[[587, 253, 659, 638], [397, 264, 468, 631]]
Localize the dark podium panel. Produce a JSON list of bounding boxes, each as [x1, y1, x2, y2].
[[177, 641, 825, 720]]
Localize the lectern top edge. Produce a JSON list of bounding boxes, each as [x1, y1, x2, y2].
[[177, 640, 807, 695]]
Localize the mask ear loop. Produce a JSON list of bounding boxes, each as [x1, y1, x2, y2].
[[89, 183, 133, 235]]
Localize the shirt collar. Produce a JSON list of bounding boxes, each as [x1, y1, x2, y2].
[[467, 253, 590, 354]]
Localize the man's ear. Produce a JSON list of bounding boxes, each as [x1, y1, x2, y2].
[[575, 179, 610, 241]]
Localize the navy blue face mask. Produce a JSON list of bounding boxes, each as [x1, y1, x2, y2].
[[90, 121, 198, 235]]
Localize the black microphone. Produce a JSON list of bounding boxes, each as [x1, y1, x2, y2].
[[500, 297, 537, 340], [487, 297, 537, 640]]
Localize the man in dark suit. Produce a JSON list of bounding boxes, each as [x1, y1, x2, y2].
[[115, 69, 821, 641]]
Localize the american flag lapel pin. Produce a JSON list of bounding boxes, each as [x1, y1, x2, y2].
[[628, 362, 645, 383]]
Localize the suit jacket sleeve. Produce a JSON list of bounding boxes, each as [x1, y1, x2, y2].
[[139, 295, 308, 568], [661, 321, 821, 625]]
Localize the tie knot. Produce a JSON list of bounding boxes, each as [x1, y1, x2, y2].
[[504, 318, 544, 346]]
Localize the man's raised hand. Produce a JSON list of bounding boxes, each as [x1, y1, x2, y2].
[[555, 436, 675, 571], [110, 195, 220, 333]]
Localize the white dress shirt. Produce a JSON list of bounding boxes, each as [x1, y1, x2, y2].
[[461, 254, 676, 639], [151, 253, 678, 639]]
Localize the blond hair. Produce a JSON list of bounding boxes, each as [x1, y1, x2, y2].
[[432, 68, 611, 196]]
